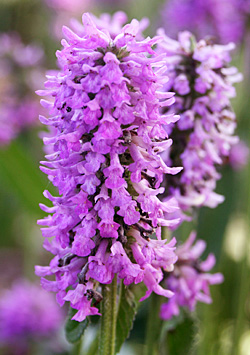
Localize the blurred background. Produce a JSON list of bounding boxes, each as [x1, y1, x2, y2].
[[0, 0, 249, 354]]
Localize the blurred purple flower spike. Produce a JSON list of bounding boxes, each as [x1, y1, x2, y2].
[[160, 0, 250, 45], [160, 232, 224, 320], [0, 280, 63, 353], [0, 33, 44, 146], [157, 31, 242, 223]]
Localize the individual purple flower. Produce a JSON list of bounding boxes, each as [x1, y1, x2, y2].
[[160, 0, 250, 45], [157, 31, 242, 222], [70, 11, 149, 41], [0, 279, 64, 354], [228, 141, 249, 170], [0, 33, 44, 146], [44, 0, 91, 12], [36, 13, 182, 322], [160, 232, 224, 320]]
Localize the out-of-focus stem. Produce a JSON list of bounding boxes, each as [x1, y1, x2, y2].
[[73, 339, 82, 355], [144, 292, 163, 355], [231, 27, 250, 355]]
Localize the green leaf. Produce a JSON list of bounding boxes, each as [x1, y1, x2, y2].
[[160, 312, 185, 337], [166, 314, 197, 355], [115, 283, 140, 353], [65, 307, 89, 344]]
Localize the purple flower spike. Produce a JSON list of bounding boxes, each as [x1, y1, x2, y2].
[[0, 33, 44, 146], [36, 12, 181, 321], [157, 31, 242, 224], [160, 0, 250, 45], [160, 232, 224, 320]]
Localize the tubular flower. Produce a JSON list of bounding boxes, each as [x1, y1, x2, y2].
[[157, 31, 242, 222], [71, 11, 149, 41], [36, 13, 182, 322], [160, 232, 224, 320], [0, 33, 44, 145]]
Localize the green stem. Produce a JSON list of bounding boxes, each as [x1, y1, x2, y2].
[[144, 293, 163, 355], [73, 339, 82, 355], [98, 275, 118, 355]]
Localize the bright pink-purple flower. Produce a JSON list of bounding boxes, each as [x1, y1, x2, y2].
[[36, 13, 181, 322]]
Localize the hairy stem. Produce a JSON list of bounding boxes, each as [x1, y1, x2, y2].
[[98, 275, 118, 355]]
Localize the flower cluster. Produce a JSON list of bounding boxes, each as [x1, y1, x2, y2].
[[0, 280, 63, 352], [36, 13, 182, 322], [160, 232, 223, 320], [0, 33, 44, 146], [157, 31, 242, 221], [160, 0, 250, 45]]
